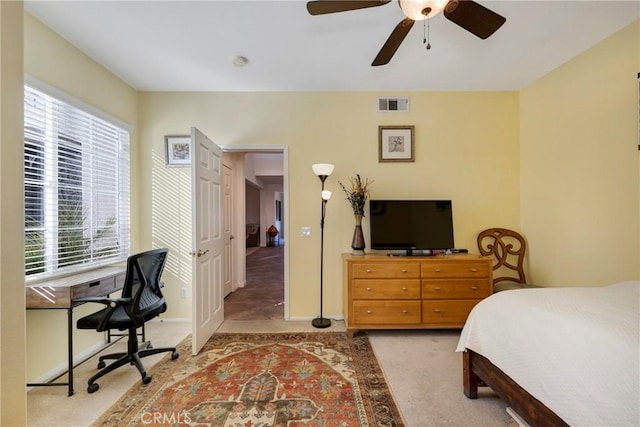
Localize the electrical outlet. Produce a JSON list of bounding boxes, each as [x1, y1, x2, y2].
[[181, 287, 188, 298], [301, 227, 312, 237]]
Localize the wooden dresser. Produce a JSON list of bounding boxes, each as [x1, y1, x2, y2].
[[343, 253, 493, 337]]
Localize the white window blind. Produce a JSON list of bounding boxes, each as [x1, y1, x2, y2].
[[24, 85, 130, 278]]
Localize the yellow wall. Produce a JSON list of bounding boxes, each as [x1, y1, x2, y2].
[[520, 20, 640, 286], [1, 2, 26, 425], [137, 91, 521, 318], [18, 9, 640, 399], [23, 13, 139, 381]]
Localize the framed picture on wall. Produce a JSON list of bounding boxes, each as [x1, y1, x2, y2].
[[165, 135, 191, 167], [276, 200, 281, 221], [378, 125, 415, 162]]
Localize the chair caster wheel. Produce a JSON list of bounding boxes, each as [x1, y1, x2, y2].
[[171, 352, 179, 360], [142, 375, 152, 385], [97, 361, 106, 369], [87, 383, 99, 393]]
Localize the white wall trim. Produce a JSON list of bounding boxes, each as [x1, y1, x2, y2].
[[27, 337, 113, 387]]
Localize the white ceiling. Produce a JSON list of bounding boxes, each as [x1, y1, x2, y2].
[[25, 1, 639, 92]]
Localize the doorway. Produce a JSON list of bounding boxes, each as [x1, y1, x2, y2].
[[221, 147, 288, 321], [224, 244, 284, 319]]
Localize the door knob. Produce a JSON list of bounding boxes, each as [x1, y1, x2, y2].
[[230, 235, 235, 240], [197, 249, 209, 257]]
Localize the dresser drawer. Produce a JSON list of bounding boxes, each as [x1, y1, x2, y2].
[[422, 279, 491, 299], [353, 301, 421, 324], [353, 279, 421, 299], [421, 261, 490, 278], [72, 276, 117, 300], [352, 263, 420, 279], [421, 300, 481, 323]]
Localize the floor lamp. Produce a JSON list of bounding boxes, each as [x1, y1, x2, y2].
[[311, 163, 334, 328]]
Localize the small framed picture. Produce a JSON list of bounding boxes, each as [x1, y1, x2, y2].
[[165, 135, 191, 167], [378, 125, 415, 162]]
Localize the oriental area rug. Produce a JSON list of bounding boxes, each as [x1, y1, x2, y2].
[[93, 332, 404, 426]]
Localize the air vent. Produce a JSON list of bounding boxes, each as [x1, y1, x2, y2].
[[377, 97, 409, 113]]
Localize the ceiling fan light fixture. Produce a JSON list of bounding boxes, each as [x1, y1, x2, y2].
[[399, 0, 447, 21]]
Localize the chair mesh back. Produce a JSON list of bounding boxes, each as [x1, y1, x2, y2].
[[123, 248, 169, 323]]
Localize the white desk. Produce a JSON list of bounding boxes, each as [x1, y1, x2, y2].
[[26, 266, 126, 396]]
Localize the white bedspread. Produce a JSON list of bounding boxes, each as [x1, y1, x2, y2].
[[456, 281, 640, 426]]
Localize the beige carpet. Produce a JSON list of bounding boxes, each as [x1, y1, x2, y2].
[[367, 329, 513, 427]]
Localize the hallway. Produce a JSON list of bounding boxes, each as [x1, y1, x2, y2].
[[224, 245, 284, 320]]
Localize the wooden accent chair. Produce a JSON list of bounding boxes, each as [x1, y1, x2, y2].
[[477, 228, 540, 293]]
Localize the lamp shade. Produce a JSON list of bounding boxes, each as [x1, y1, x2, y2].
[[399, 0, 447, 20], [312, 163, 335, 177], [321, 190, 332, 201]]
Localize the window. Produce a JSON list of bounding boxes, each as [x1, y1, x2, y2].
[[24, 85, 130, 279]]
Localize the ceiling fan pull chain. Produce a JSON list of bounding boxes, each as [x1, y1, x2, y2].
[[423, 19, 426, 44], [425, 15, 431, 50]]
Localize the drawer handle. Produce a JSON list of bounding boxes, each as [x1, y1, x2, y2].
[[435, 269, 441, 273], [401, 269, 408, 273], [435, 287, 441, 291], [366, 287, 372, 291], [366, 310, 373, 314], [366, 269, 373, 273], [435, 309, 441, 313], [402, 287, 408, 291], [402, 310, 408, 314], [89, 281, 100, 288], [471, 286, 478, 290], [471, 268, 478, 272]]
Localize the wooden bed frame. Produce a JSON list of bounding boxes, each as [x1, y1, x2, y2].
[[463, 349, 569, 427]]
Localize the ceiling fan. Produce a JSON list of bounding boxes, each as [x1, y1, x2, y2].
[[306, 0, 506, 66]]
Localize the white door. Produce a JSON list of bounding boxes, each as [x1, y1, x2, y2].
[[191, 127, 224, 355], [223, 164, 234, 296]]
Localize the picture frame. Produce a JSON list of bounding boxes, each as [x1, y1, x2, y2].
[[378, 125, 415, 162], [165, 135, 191, 167]]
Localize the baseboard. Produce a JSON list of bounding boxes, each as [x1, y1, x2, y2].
[[152, 317, 191, 323], [27, 338, 111, 388], [288, 315, 345, 321], [28, 319, 189, 388]]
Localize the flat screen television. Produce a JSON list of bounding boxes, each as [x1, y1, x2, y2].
[[369, 200, 454, 256]]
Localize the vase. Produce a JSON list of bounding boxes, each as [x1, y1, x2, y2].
[[351, 214, 366, 256]]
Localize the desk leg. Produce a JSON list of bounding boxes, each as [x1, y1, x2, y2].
[[67, 307, 74, 396]]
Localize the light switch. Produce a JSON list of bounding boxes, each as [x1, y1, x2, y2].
[[301, 227, 312, 237]]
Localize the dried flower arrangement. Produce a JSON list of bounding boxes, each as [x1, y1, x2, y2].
[[339, 174, 373, 216]]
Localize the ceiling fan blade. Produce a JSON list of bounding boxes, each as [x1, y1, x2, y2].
[[443, 0, 506, 39], [306, 0, 391, 16], [372, 18, 415, 67]]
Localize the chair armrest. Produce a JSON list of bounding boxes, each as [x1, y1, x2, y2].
[[74, 296, 131, 307]]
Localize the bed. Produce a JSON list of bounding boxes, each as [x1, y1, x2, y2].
[[456, 281, 640, 426]]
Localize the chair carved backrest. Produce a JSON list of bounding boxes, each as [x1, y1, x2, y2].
[[477, 228, 527, 286], [122, 248, 169, 326]]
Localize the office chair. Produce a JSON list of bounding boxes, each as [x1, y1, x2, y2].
[[76, 248, 179, 393], [477, 228, 541, 293]]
